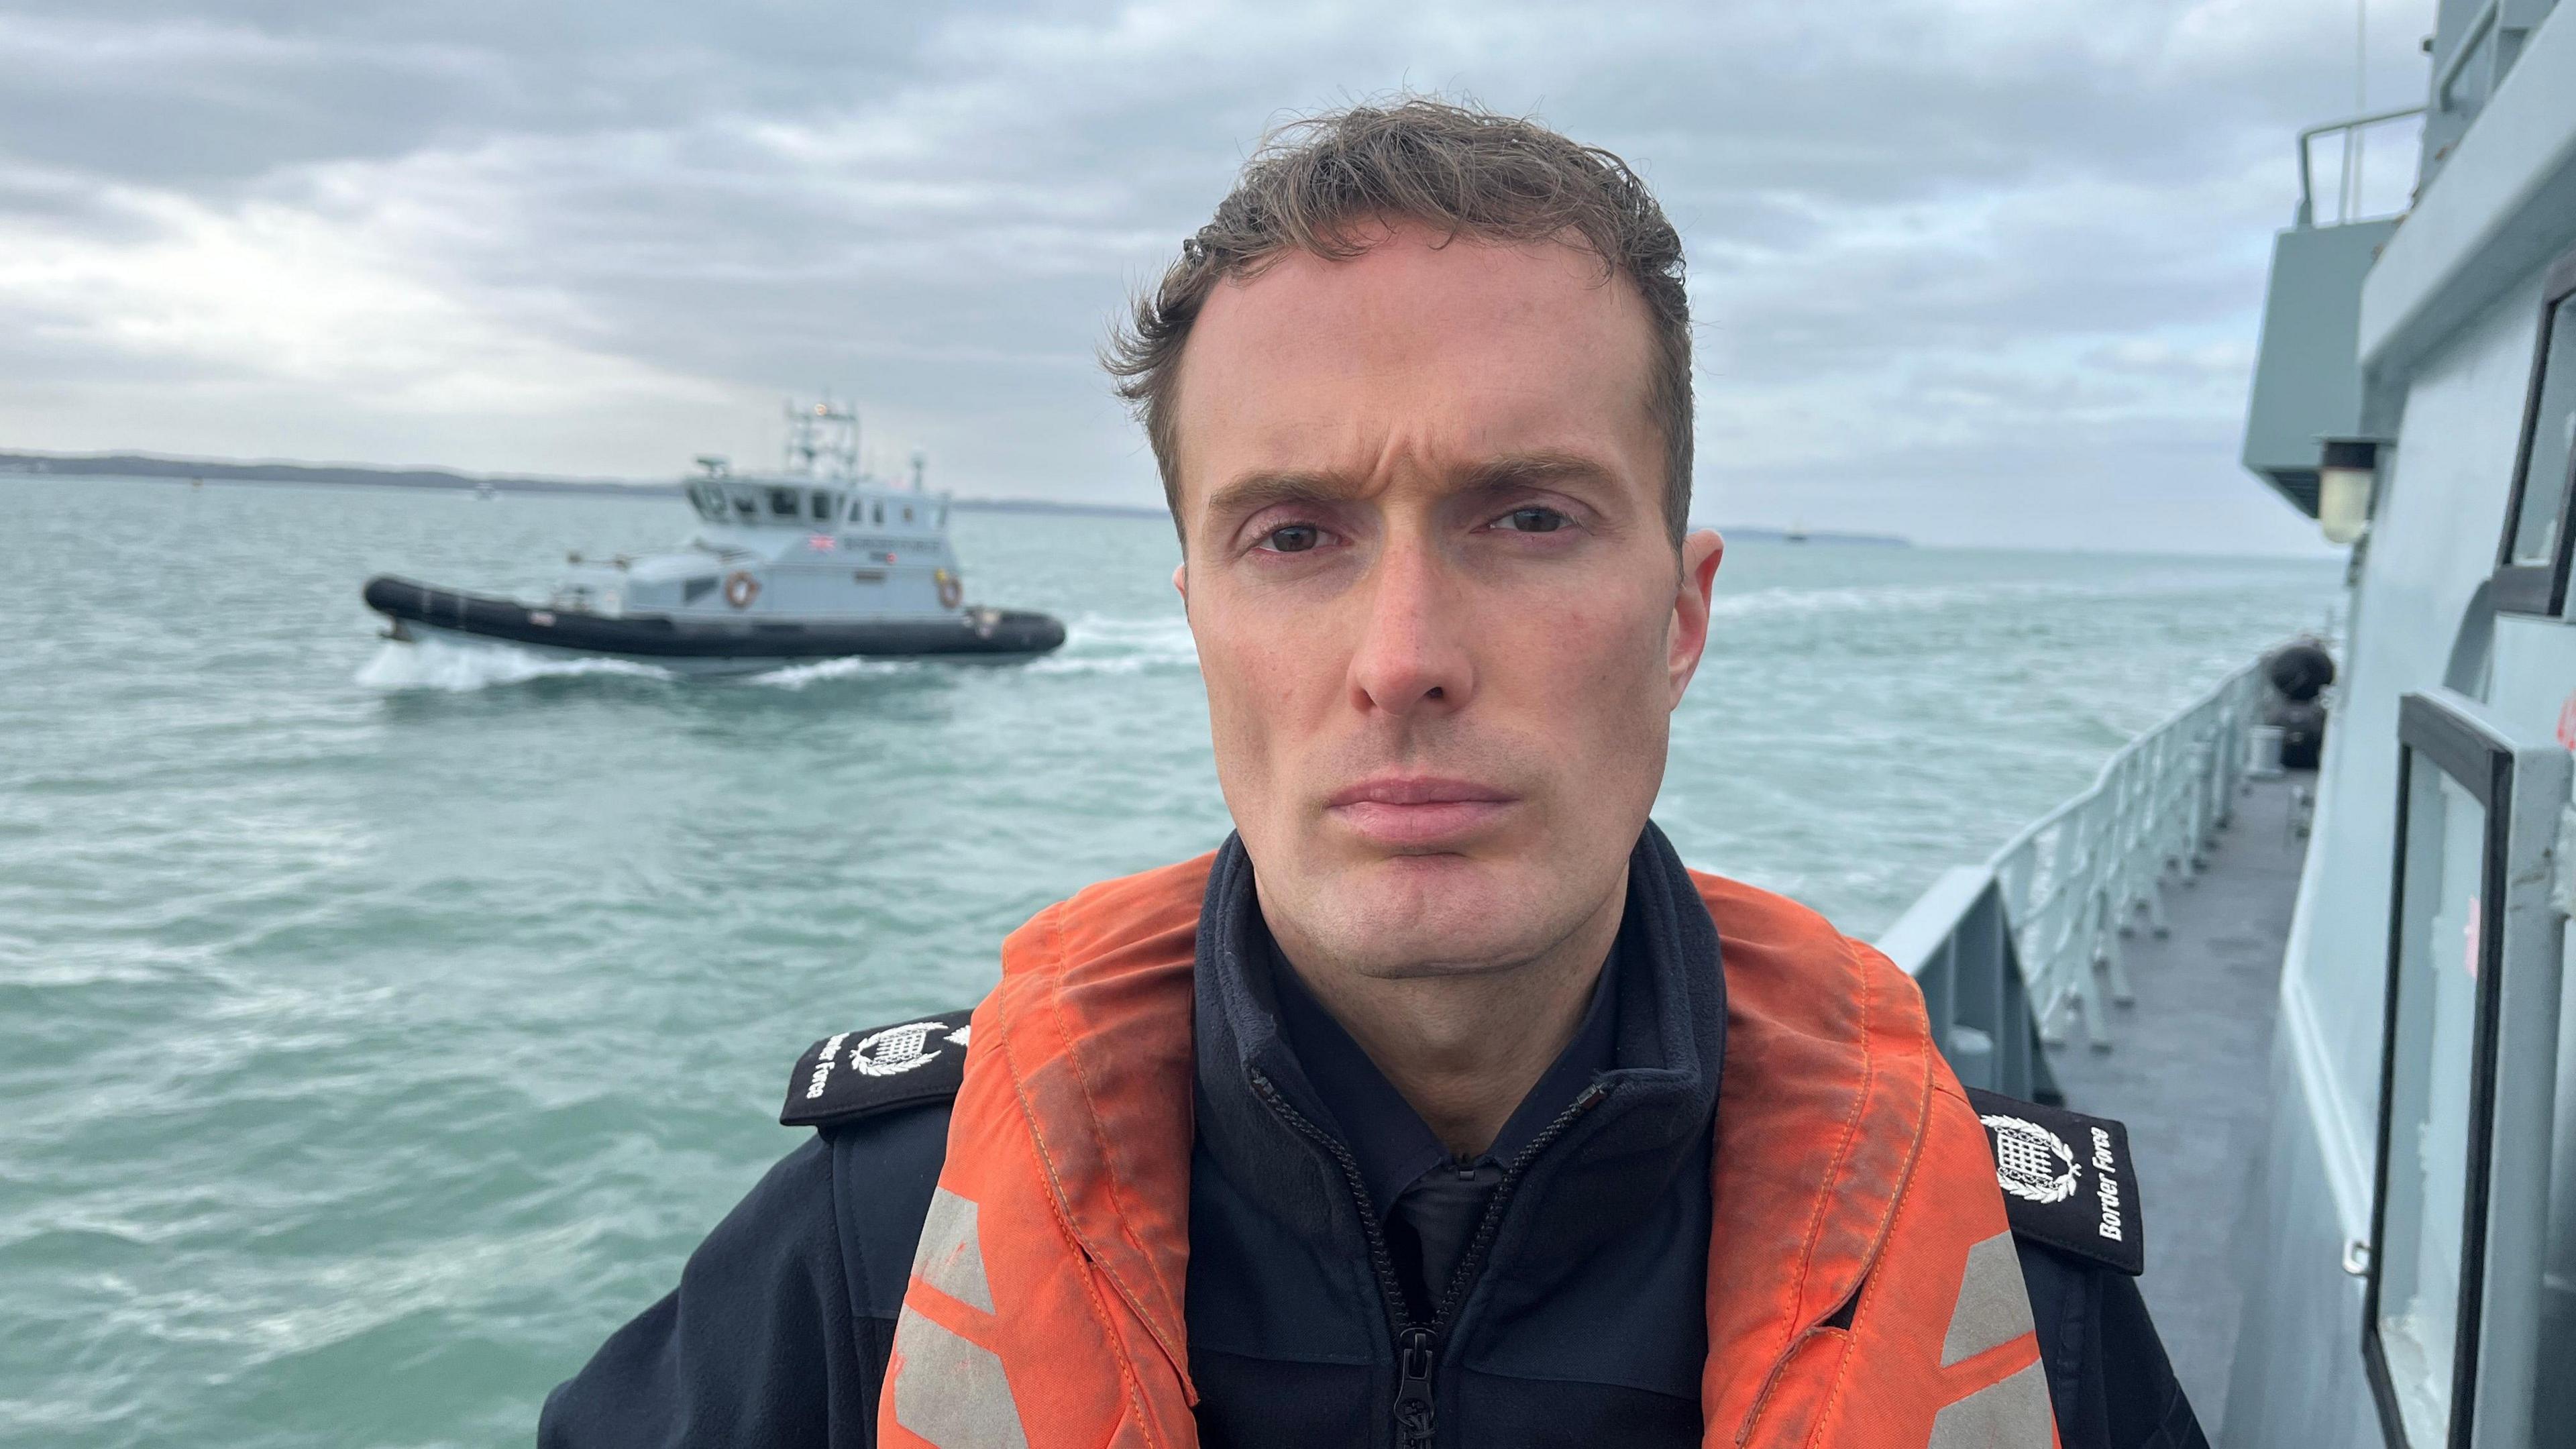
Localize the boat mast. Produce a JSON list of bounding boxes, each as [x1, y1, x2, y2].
[[783, 396, 861, 481]]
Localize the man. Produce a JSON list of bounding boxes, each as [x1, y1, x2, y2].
[[543, 99, 2204, 1449]]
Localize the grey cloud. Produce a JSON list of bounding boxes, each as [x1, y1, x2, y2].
[[0, 0, 2418, 551]]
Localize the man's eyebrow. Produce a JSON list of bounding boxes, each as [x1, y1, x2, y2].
[[1459, 451, 1621, 493], [1200, 453, 1625, 524], [1203, 471, 1356, 521]]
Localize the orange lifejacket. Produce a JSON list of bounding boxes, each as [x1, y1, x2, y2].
[[877, 855, 2057, 1449]]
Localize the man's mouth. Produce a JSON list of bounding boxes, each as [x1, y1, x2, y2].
[[1324, 775, 1518, 848]]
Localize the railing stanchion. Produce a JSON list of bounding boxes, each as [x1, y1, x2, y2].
[[1876, 655, 2274, 1077]]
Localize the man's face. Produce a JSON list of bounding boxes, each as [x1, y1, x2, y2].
[[1171, 223, 1724, 980]]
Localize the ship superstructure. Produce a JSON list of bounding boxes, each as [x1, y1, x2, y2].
[[1882, 7, 2576, 1445], [2222, 7, 2576, 1442]]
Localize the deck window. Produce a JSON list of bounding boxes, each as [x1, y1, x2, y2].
[[2494, 247, 2576, 614], [2506, 297, 2576, 566], [767, 487, 800, 517], [2365, 690, 2569, 1448], [732, 492, 758, 522], [811, 490, 836, 521], [2376, 761, 2484, 1446], [872, 502, 884, 525]]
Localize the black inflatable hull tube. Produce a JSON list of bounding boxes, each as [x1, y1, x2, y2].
[[362, 575, 1067, 661]]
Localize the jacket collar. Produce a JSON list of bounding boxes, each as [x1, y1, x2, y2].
[[1263, 921, 1623, 1212], [1191, 824, 1727, 1297]]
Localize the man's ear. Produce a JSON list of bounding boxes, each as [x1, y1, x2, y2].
[[1172, 560, 1187, 603], [1666, 529, 1724, 706]]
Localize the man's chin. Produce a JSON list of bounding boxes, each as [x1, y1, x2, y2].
[[1307, 855, 1568, 977]]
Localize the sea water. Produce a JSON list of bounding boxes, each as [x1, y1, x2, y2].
[[0, 477, 2340, 1446]]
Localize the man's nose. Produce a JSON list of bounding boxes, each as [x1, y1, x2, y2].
[[1347, 532, 1474, 719]]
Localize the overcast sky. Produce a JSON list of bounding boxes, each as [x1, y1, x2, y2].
[[0, 1, 2442, 551]]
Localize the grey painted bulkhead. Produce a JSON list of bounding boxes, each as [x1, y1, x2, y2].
[[2224, 5, 2576, 1440], [2222, 272, 2550, 1449]]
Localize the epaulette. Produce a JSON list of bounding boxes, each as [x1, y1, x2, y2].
[[780, 1007, 975, 1130], [1964, 1086, 2145, 1277]]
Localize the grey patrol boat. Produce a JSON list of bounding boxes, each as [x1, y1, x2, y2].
[[365, 400, 1066, 676]]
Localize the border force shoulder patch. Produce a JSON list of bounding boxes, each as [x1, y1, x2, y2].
[[1964, 1086, 2145, 1277], [780, 1007, 977, 1129]]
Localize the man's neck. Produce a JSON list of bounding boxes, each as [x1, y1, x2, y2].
[[1264, 866, 1629, 1157]]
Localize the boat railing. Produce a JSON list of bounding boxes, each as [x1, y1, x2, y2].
[[2294, 104, 2428, 229], [1875, 658, 2269, 1098]]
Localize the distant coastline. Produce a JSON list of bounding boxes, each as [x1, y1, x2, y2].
[[1701, 525, 1908, 547], [0, 448, 1910, 545], [0, 449, 677, 500]]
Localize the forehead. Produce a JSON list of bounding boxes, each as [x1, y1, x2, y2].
[[1169, 228, 1660, 504]]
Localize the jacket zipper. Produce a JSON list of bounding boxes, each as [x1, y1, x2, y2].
[[1251, 1070, 1610, 1449]]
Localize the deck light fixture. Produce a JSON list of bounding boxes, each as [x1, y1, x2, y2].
[[2317, 437, 2383, 545]]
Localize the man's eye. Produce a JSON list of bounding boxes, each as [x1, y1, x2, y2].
[[1496, 506, 1570, 533], [1261, 524, 1324, 553]]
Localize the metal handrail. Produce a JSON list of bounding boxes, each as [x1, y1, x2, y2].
[[2434, 0, 2501, 111], [1991, 661, 2266, 1047], [1878, 657, 2270, 1069], [2295, 104, 2428, 228]]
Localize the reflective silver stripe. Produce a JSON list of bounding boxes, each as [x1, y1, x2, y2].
[[1939, 1229, 2037, 1366], [891, 1305, 1028, 1448], [914, 1187, 996, 1312], [1926, 1358, 2055, 1448]]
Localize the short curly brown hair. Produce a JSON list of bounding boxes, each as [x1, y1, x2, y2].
[[1105, 97, 1693, 543]]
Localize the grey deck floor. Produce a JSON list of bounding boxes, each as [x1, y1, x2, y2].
[[2037, 773, 2309, 1440]]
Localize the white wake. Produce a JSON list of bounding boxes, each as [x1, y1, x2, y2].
[[355, 637, 674, 692]]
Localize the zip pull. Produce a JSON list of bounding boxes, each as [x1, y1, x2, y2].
[[1393, 1326, 1438, 1448]]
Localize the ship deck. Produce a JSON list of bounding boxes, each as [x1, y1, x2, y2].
[[2035, 771, 2310, 1438]]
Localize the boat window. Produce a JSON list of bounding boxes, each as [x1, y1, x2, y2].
[[767, 487, 800, 518], [811, 490, 835, 521], [872, 502, 884, 525], [2496, 249, 2576, 614], [2375, 762, 2485, 1447], [732, 492, 758, 522], [937, 504, 949, 527], [2506, 295, 2576, 567], [683, 576, 718, 604], [2365, 691, 2571, 1449], [902, 504, 914, 524]]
